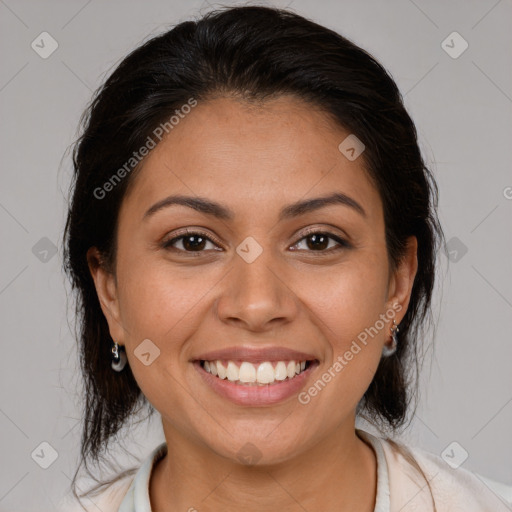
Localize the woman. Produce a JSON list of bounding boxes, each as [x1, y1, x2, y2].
[[60, 5, 512, 511]]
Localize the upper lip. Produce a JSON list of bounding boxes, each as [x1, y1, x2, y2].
[[194, 346, 318, 364]]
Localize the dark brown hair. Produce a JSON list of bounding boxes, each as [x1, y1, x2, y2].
[[62, 4, 443, 507]]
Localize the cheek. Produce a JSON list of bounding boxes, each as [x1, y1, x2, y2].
[[315, 259, 389, 340], [116, 255, 210, 341], [308, 256, 389, 396], [114, 258, 209, 413]]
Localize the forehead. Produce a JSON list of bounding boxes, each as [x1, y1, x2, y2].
[[120, 95, 382, 224]]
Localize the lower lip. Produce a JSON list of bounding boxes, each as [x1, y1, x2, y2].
[[193, 360, 319, 406]]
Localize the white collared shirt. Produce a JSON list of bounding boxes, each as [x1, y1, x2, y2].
[[60, 428, 512, 511]]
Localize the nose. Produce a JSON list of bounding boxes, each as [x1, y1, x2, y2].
[[214, 247, 298, 333]]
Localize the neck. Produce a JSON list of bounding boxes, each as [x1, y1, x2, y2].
[[149, 421, 377, 512]]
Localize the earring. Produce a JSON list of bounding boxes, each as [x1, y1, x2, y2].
[[382, 320, 399, 357], [111, 341, 127, 371]]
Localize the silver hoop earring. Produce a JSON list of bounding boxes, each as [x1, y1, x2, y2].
[[382, 320, 399, 357], [111, 341, 127, 372]]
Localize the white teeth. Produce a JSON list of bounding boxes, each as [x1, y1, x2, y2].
[[217, 361, 227, 379], [239, 362, 256, 383], [226, 361, 239, 381], [286, 361, 296, 378], [274, 361, 288, 381], [202, 359, 311, 384], [257, 362, 275, 384]]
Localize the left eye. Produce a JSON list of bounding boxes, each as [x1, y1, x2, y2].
[[162, 230, 348, 254], [290, 231, 348, 252]]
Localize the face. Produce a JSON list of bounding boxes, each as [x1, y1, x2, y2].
[[88, 95, 417, 464]]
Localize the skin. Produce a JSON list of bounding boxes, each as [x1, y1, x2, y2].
[[87, 95, 418, 511]]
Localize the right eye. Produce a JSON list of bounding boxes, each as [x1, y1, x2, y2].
[[161, 230, 222, 254]]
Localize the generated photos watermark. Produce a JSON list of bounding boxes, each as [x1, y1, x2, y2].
[[93, 97, 198, 200], [298, 303, 402, 405]]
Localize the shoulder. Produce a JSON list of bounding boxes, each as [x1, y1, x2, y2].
[[378, 433, 512, 511], [58, 441, 167, 512], [57, 474, 134, 512]]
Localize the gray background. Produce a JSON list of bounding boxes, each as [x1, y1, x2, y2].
[[0, 0, 511, 510]]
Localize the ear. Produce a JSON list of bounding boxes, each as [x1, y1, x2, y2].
[[86, 247, 126, 345], [386, 236, 418, 321]]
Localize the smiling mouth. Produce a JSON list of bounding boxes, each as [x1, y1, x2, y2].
[[198, 359, 318, 386]]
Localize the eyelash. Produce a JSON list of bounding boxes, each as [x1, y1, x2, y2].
[[161, 228, 350, 256]]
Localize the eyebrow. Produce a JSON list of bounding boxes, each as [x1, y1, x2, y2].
[[143, 192, 366, 222]]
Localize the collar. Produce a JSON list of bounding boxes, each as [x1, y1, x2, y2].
[[118, 428, 389, 511]]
